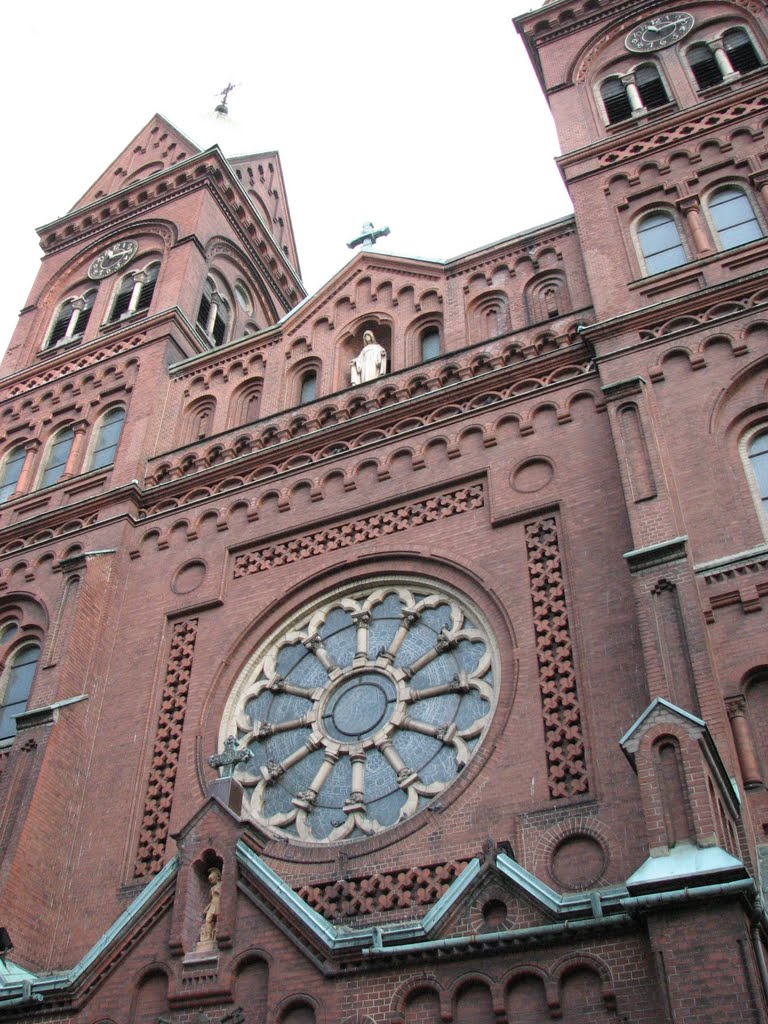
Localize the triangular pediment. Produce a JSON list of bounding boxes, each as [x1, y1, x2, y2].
[[71, 114, 200, 211]]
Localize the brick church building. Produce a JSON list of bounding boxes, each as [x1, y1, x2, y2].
[[2, 0, 768, 1020]]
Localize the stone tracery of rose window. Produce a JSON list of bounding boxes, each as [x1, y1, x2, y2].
[[221, 583, 497, 843]]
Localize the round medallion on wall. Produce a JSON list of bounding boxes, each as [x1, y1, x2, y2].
[[511, 457, 554, 494], [218, 578, 499, 844], [625, 11, 694, 52], [550, 833, 608, 891], [172, 559, 207, 595], [88, 239, 139, 280]]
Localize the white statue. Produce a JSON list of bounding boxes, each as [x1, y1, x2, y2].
[[350, 330, 387, 385]]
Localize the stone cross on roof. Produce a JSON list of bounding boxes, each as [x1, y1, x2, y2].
[[347, 221, 391, 250], [208, 736, 250, 777]]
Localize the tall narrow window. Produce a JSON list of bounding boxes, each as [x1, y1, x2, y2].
[[708, 186, 762, 249], [636, 65, 669, 109], [48, 300, 76, 347], [420, 328, 441, 361], [41, 427, 75, 488], [71, 291, 96, 340], [197, 279, 230, 346], [90, 408, 126, 470], [601, 77, 632, 124], [749, 430, 768, 518], [0, 445, 26, 502], [0, 643, 41, 740], [637, 211, 687, 274], [299, 370, 317, 404], [688, 43, 723, 89], [136, 264, 159, 313], [110, 276, 134, 322], [724, 28, 762, 74]]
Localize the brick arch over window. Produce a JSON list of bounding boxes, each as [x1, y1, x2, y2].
[[229, 378, 264, 427], [129, 967, 169, 1024], [525, 271, 571, 324], [181, 396, 217, 446], [740, 668, 768, 784], [558, 964, 619, 1022], [468, 291, 511, 343], [290, 357, 322, 407], [653, 734, 695, 847]]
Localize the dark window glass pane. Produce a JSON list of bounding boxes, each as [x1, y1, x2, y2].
[[725, 29, 762, 74], [73, 303, 93, 338], [0, 623, 18, 644], [136, 275, 157, 312], [300, 372, 317, 404], [689, 45, 723, 88], [212, 311, 227, 345], [636, 66, 669, 109], [601, 78, 632, 123], [41, 427, 75, 488], [421, 330, 441, 361], [710, 187, 762, 248], [91, 408, 125, 470], [0, 446, 26, 502], [638, 213, 687, 275], [0, 644, 40, 740]]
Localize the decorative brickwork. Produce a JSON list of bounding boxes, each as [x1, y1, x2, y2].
[[233, 483, 485, 578], [134, 619, 199, 877], [524, 516, 589, 799], [296, 860, 470, 919]]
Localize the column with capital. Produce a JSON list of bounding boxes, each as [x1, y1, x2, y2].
[[710, 38, 738, 81], [62, 423, 88, 480], [622, 74, 645, 116], [13, 440, 41, 497], [678, 197, 715, 257], [726, 696, 762, 788]]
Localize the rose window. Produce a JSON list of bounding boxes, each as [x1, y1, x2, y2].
[[220, 582, 497, 843]]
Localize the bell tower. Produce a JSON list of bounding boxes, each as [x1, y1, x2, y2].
[[516, 0, 768, 319]]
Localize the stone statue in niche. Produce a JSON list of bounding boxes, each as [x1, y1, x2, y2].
[[350, 330, 387, 384], [196, 866, 222, 951]]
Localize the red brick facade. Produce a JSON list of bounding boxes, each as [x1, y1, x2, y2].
[[1, 1, 768, 1021]]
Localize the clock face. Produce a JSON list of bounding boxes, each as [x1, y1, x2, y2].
[[88, 239, 138, 280], [625, 11, 695, 52]]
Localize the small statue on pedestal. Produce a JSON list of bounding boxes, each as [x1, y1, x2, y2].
[[196, 867, 222, 951]]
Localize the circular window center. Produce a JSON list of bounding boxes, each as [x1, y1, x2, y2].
[[323, 672, 397, 742]]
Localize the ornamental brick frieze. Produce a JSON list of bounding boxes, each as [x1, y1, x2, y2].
[[295, 859, 471, 920], [147, 342, 594, 489], [524, 516, 589, 800], [2, 337, 144, 401], [232, 483, 485, 578], [641, 289, 768, 349], [134, 618, 199, 877]]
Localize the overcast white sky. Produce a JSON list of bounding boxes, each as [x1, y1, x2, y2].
[[1, 1, 572, 348]]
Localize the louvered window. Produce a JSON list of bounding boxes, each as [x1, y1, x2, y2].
[[197, 292, 211, 329], [601, 78, 632, 124], [136, 266, 158, 312], [689, 44, 724, 88], [110, 277, 133, 322], [636, 65, 669, 110], [48, 302, 75, 346], [725, 28, 762, 74]]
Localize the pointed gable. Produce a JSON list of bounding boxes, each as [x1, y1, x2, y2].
[[71, 114, 199, 211], [229, 151, 301, 275]]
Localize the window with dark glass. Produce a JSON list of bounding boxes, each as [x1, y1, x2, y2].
[[0, 445, 26, 502], [110, 276, 134, 322], [749, 430, 768, 517], [299, 370, 317, 404], [136, 264, 158, 313], [41, 427, 75, 488], [48, 300, 76, 346], [90, 408, 126, 470], [197, 279, 229, 346], [0, 643, 40, 741], [709, 186, 763, 249], [637, 212, 687, 274]]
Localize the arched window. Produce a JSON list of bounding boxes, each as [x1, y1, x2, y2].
[[197, 278, 230, 346], [635, 64, 669, 109], [420, 328, 441, 361], [46, 290, 97, 348], [688, 43, 723, 89], [299, 370, 317, 404], [108, 263, 158, 324], [637, 211, 687, 274], [748, 430, 768, 518], [40, 426, 75, 488], [708, 186, 763, 249], [89, 407, 126, 470], [601, 77, 632, 124], [724, 27, 762, 74], [0, 445, 27, 502], [0, 642, 41, 740]]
